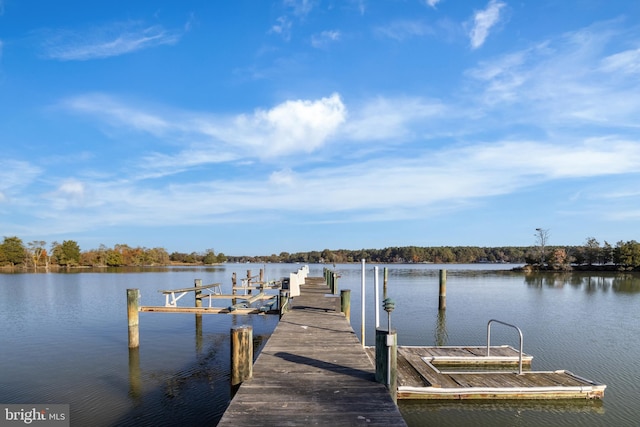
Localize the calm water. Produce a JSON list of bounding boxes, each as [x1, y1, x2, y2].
[[1, 263, 639, 426]]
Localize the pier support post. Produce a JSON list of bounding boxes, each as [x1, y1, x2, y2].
[[439, 269, 447, 311], [361, 259, 366, 347], [279, 289, 289, 319], [341, 289, 351, 323], [231, 325, 253, 386], [195, 278, 202, 308], [383, 267, 388, 300], [375, 328, 397, 403], [127, 288, 140, 349]]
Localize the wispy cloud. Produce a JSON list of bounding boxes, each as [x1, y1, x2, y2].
[[426, 0, 442, 8], [39, 21, 182, 61], [62, 94, 172, 135], [62, 93, 347, 171], [469, 0, 506, 49], [375, 20, 434, 41], [270, 0, 317, 41], [466, 21, 640, 128], [284, 0, 316, 17], [343, 96, 446, 141], [270, 16, 293, 41], [311, 30, 341, 48], [0, 160, 41, 203], [28, 132, 640, 236]]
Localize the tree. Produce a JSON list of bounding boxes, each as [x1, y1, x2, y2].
[[534, 228, 550, 266], [615, 240, 640, 269], [203, 249, 218, 264], [53, 240, 81, 267], [549, 248, 571, 270], [27, 240, 48, 269], [105, 249, 124, 266], [584, 237, 600, 265], [0, 236, 26, 266]]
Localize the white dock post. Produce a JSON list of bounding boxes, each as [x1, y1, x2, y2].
[[374, 266, 380, 328], [361, 259, 366, 347]]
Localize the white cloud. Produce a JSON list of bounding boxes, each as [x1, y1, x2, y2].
[[40, 21, 181, 61], [344, 96, 445, 141], [600, 48, 640, 74], [284, 0, 316, 17], [466, 22, 640, 128], [63, 93, 347, 164], [426, 0, 441, 8], [0, 160, 41, 198], [311, 30, 341, 48], [269, 168, 297, 187], [63, 94, 171, 135], [230, 93, 346, 156], [469, 0, 506, 49], [375, 20, 434, 41], [270, 16, 293, 41]]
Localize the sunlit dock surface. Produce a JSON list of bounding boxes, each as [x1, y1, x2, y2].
[[218, 277, 407, 426]]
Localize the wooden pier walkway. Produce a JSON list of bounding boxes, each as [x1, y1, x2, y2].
[[218, 277, 407, 426]]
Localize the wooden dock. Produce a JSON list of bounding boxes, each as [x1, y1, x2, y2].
[[373, 346, 606, 400], [217, 277, 407, 426]]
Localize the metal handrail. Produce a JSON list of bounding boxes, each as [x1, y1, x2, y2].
[[487, 319, 524, 374]]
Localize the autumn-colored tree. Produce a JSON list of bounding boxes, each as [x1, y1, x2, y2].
[[27, 240, 48, 269], [549, 248, 572, 270]]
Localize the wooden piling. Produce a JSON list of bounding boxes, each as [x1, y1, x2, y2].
[[231, 325, 253, 386], [375, 328, 397, 403], [279, 289, 289, 319], [332, 273, 338, 295], [232, 272, 237, 305], [439, 269, 447, 310], [341, 289, 351, 323], [194, 279, 202, 308], [383, 267, 388, 300], [127, 288, 140, 349]]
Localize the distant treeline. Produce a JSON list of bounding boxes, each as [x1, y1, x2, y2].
[[0, 237, 226, 268], [226, 238, 640, 270], [2, 236, 639, 270]]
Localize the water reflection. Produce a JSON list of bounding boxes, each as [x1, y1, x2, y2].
[[128, 347, 142, 404], [434, 310, 448, 346], [400, 399, 605, 427], [195, 314, 203, 354], [523, 272, 640, 293]]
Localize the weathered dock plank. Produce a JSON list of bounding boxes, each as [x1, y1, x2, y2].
[[218, 277, 407, 426]]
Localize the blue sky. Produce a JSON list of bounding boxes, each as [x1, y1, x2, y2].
[[1, 0, 640, 255]]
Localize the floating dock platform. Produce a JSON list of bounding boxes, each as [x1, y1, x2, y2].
[[366, 345, 606, 400]]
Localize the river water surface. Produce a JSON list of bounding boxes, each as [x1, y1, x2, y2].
[[1, 263, 639, 426]]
